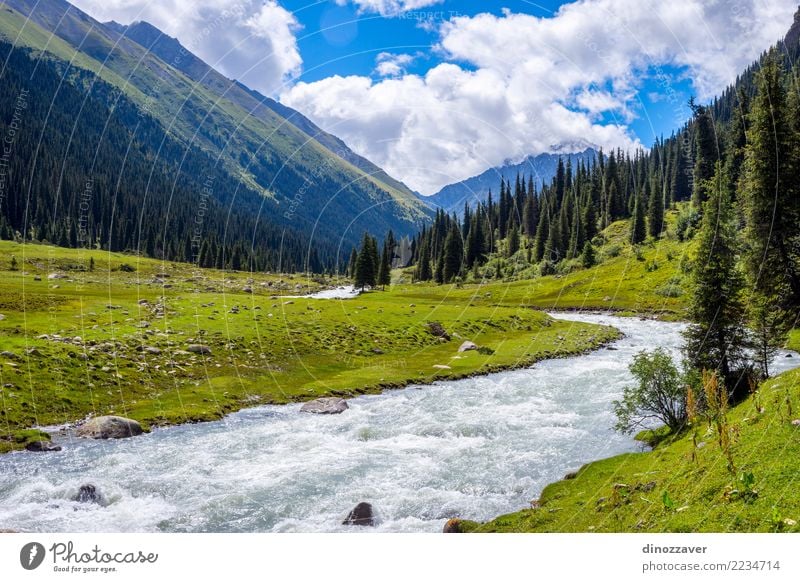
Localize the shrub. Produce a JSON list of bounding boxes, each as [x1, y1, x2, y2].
[[613, 348, 687, 434], [118, 263, 136, 273]]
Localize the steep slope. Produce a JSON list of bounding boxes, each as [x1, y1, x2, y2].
[[425, 148, 597, 213], [0, 0, 431, 247], [105, 19, 421, 203], [0, 40, 327, 271]]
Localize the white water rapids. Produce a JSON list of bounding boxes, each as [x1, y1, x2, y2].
[[0, 313, 797, 532]]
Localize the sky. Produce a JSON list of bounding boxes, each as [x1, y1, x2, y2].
[[70, 0, 799, 195]]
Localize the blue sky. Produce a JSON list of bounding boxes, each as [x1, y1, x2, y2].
[[281, 0, 695, 145], [73, 0, 797, 194]]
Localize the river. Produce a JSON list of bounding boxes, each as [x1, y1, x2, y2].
[[0, 313, 796, 532]]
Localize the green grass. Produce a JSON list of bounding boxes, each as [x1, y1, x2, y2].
[[461, 369, 800, 532], [0, 240, 620, 452]]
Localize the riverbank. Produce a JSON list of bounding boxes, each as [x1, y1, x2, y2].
[[0, 314, 685, 532], [0, 241, 621, 454], [459, 363, 800, 533]]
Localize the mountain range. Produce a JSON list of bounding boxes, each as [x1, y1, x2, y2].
[[424, 148, 599, 214]]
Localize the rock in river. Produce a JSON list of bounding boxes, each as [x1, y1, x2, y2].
[[25, 440, 61, 452], [76, 416, 143, 439], [442, 518, 463, 533], [300, 397, 348, 415], [343, 502, 374, 526], [74, 484, 101, 504]]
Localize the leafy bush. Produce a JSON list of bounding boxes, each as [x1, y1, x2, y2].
[[118, 263, 136, 273], [613, 348, 687, 434]]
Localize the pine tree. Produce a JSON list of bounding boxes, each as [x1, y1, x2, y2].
[[442, 223, 464, 283], [630, 193, 646, 245], [507, 225, 520, 257], [683, 162, 747, 389], [354, 233, 378, 290], [377, 240, 392, 289], [742, 55, 800, 312], [690, 100, 718, 209], [580, 241, 595, 268], [348, 248, 358, 279], [647, 177, 665, 238]]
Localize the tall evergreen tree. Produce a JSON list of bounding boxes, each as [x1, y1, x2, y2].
[[683, 162, 747, 389], [742, 55, 800, 312], [630, 193, 646, 245]]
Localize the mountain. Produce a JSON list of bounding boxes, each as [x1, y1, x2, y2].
[[424, 148, 598, 214], [0, 0, 431, 255]]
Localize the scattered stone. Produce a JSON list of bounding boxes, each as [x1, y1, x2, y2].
[[300, 397, 348, 415], [47, 273, 67, 280], [784, 518, 797, 526], [74, 484, 100, 504], [33, 275, 41, 281], [186, 344, 211, 355], [458, 341, 479, 353], [342, 502, 374, 526], [25, 441, 61, 452], [432, 364, 451, 370], [530, 499, 541, 509], [606, 346, 618, 351], [442, 518, 462, 533], [786, 353, 793, 358], [76, 416, 143, 439], [371, 348, 384, 354], [563, 471, 579, 480], [791, 419, 800, 427], [242, 286, 253, 294], [144, 347, 162, 355], [426, 321, 450, 341], [0, 351, 16, 359]]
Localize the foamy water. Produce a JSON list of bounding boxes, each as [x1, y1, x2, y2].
[[0, 314, 796, 532]]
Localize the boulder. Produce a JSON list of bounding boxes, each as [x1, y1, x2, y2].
[[74, 484, 100, 504], [786, 353, 793, 358], [458, 341, 479, 353], [25, 441, 61, 452], [186, 344, 211, 355], [442, 518, 462, 533], [432, 364, 451, 370], [342, 502, 374, 526], [426, 322, 450, 341], [300, 397, 348, 415], [76, 416, 143, 439]]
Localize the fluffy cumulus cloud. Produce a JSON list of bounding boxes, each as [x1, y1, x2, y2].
[[70, 0, 302, 95], [283, 0, 797, 194], [374, 52, 416, 77], [335, 0, 444, 17]]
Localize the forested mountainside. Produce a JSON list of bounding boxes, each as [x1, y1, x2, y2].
[[0, 42, 330, 271], [0, 0, 431, 263]]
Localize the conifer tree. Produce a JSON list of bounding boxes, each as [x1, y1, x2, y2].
[[647, 178, 665, 238], [683, 162, 747, 388], [630, 193, 646, 245], [742, 55, 800, 312]]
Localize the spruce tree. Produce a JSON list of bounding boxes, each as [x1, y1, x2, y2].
[[377, 240, 391, 289], [742, 55, 800, 312], [647, 178, 664, 238], [442, 223, 464, 283], [690, 100, 718, 209], [354, 233, 378, 290], [630, 193, 646, 245], [683, 162, 747, 389]]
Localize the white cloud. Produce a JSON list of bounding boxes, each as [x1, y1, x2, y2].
[[70, 0, 302, 96], [335, 0, 444, 17], [283, 0, 797, 194], [374, 52, 416, 77]]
